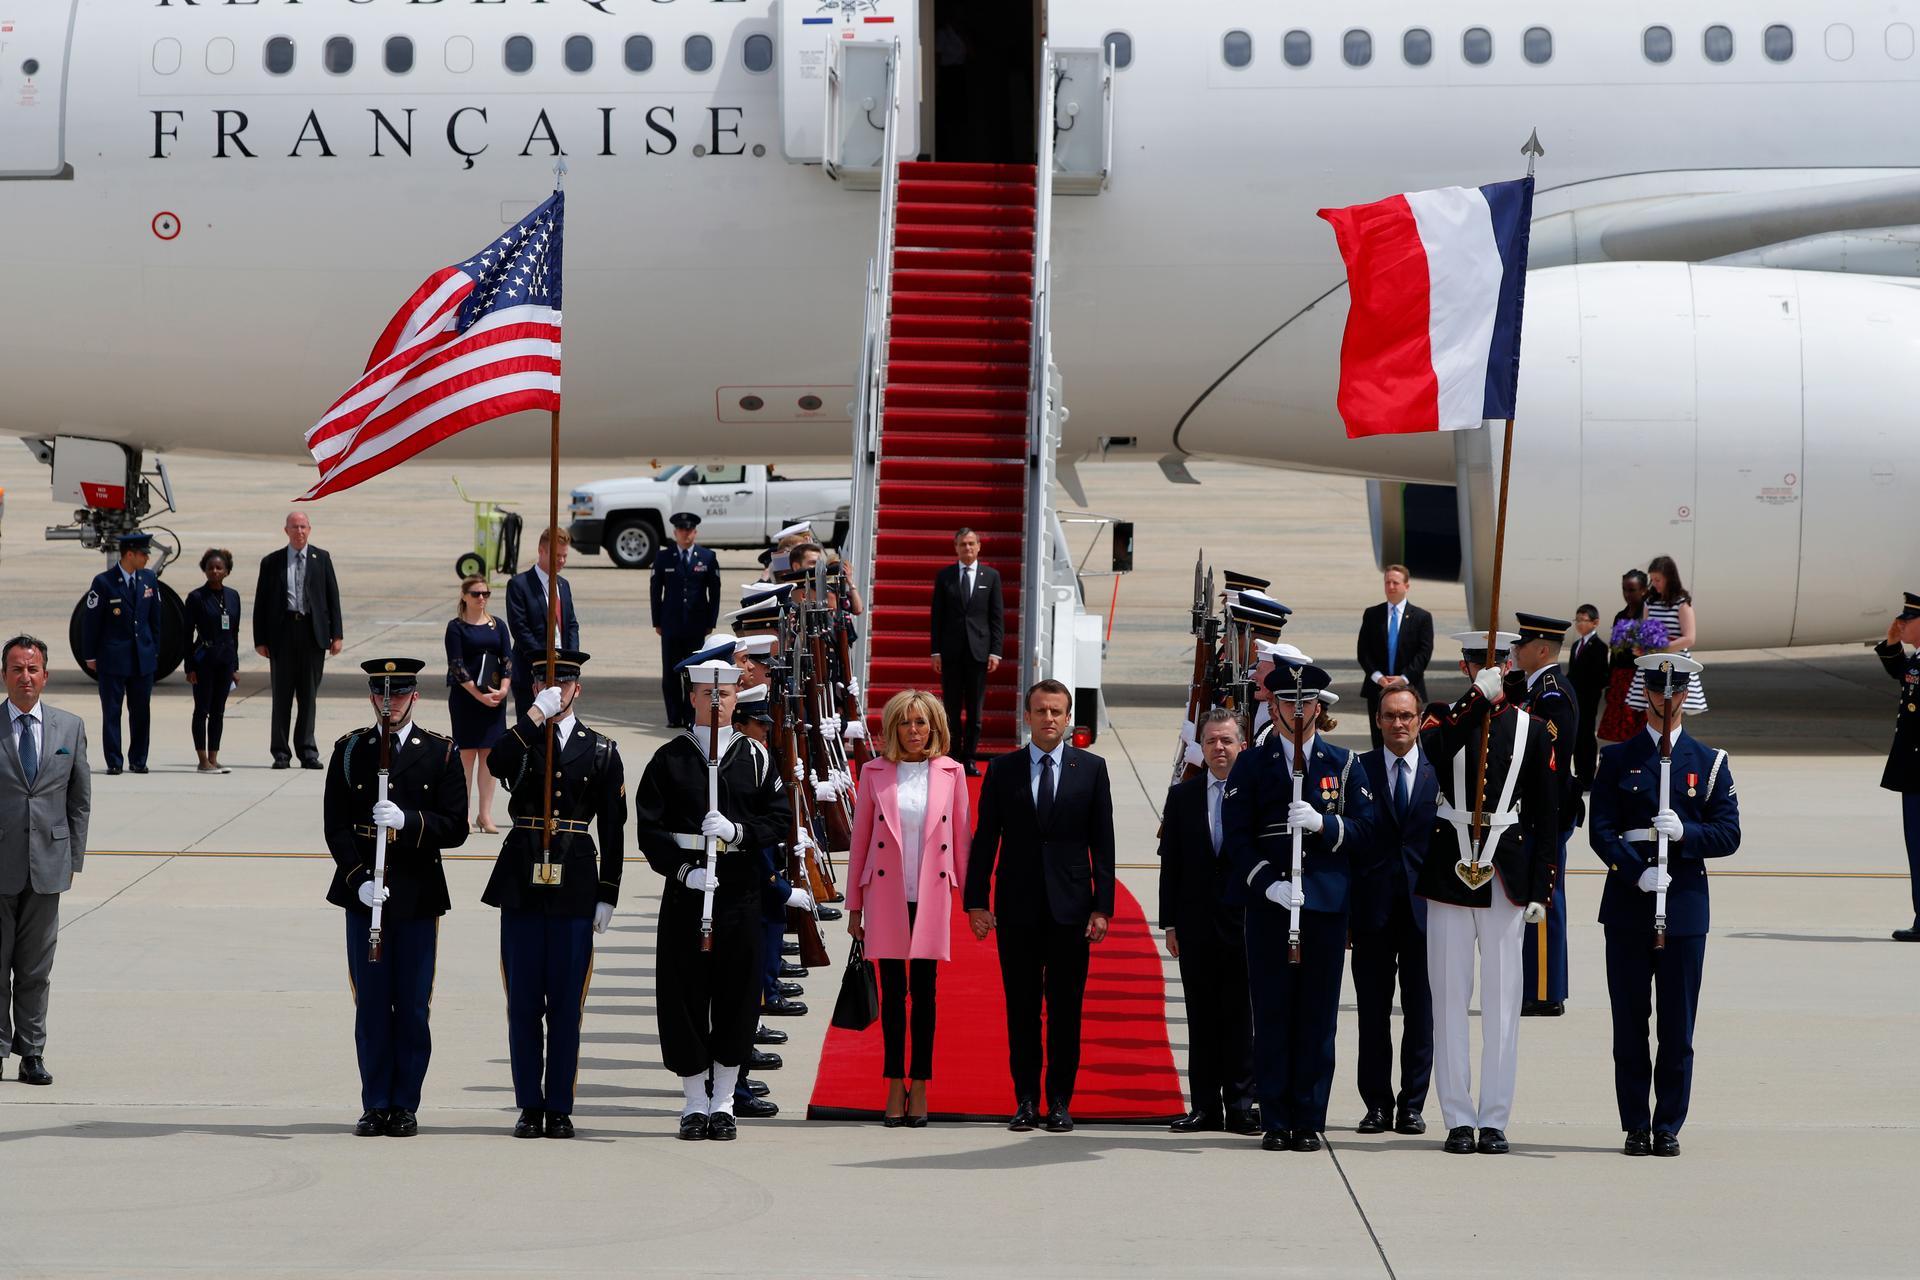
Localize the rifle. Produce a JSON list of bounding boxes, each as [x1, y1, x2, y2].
[[1285, 662, 1306, 966], [775, 621, 836, 905], [803, 585, 855, 855], [1169, 554, 1213, 788], [700, 680, 721, 953], [1644, 656, 1700, 949], [768, 667, 831, 968], [367, 674, 394, 963], [830, 588, 875, 770]]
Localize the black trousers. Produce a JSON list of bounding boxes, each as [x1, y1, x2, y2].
[[656, 894, 763, 1077], [659, 631, 701, 726], [345, 911, 437, 1112], [1174, 906, 1255, 1117], [191, 661, 234, 752], [996, 917, 1090, 1109], [499, 908, 593, 1115], [941, 657, 987, 766], [1350, 892, 1433, 1115], [879, 901, 939, 1079], [1245, 905, 1347, 1134], [1575, 691, 1603, 787], [269, 624, 325, 764], [1605, 928, 1705, 1135]]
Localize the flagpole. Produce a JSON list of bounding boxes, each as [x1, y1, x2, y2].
[[537, 160, 567, 889]]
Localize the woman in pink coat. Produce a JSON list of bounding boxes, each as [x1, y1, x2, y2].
[[846, 689, 971, 1127]]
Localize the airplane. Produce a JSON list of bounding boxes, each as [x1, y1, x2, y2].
[[3, 0, 1918, 658]]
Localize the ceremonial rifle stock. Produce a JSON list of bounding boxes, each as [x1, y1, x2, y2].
[[700, 682, 721, 953], [769, 663, 832, 968], [367, 675, 394, 963], [1286, 664, 1306, 966], [804, 599, 855, 854], [831, 587, 874, 770], [1170, 552, 1210, 788], [1655, 705, 1673, 951]]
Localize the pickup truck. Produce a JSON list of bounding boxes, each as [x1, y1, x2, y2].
[[568, 464, 851, 569]]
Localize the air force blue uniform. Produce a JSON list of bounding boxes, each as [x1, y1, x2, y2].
[[1223, 732, 1374, 1138], [79, 564, 161, 771], [1520, 663, 1579, 1008], [1589, 729, 1740, 1137], [649, 542, 721, 725]]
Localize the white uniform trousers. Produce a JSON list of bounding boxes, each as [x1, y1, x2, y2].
[[1426, 872, 1527, 1132]]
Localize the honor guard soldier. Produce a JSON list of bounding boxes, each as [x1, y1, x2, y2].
[[1222, 662, 1375, 1152], [1512, 612, 1580, 1016], [1591, 656, 1740, 1157], [482, 649, 627, 1141], [79, 532, 161, 775], [1415, 632, 1557, 1156], [1875, 592, 1920, 942], [1249, 642, 1310, 747], [651, 511, 722, 728], [635, 638, 796, 1141], [323, 658, 468, 1138]]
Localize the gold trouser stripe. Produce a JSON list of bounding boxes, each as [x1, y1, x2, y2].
[[428, 917, 440, 1011], [573, 950, 596, 1097]]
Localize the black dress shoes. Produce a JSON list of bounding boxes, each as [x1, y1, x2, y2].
[[1007, 1100, 1039, 1132], [1477, 1127, 1510, 1154], [735, 1095, 779, 1119], [678, 1113, 710, 1141], [1443, 1126, 1477, 1154], [1169, 1110, 1224, 1134], [1652, 1131, 1680, 1157], [707, 1113, 738, 1141], [776, 980, 805, 998], [354, 1108, 388, 1137], [544, 1113, 574, 1139], [512, 1108, 544, 1139], [1226, 1108, 1261, 1135], [781, 941, 802, 956], [1394, 1110, 1427, 1136], [1291, 1131, 1323, 1152], [1356, 1106, 1391, 1135], [301, 759, 324, 770], [385, 1109, 418, 1137], [745, 1079, 770, 1098], [105, 766, 122, 776], [1044, 1106, 1074, 1133], [130, 765, 149, 774], [754, 1023, 789, 1046], [747, 1048, 783, 1071], [763, 996, 808, 1017], [1262, 1129, 1294, 1151], [1893, 927, 1920, 942], [271, 759, 290, 770], [779, 961, 809, 978], [17, 1056, 51, 1086], [1624, 1129, 1653, 1157], [816, 905, 843, 921]]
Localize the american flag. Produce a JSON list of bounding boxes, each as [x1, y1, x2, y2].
[[300, 192, 564, 500]]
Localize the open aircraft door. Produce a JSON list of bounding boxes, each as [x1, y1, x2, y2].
[[0, 0, 77, 178], [776, 0, 919, 167]]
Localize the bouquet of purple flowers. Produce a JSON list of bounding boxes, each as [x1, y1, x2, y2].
[[1610, 614, 1670, 657]]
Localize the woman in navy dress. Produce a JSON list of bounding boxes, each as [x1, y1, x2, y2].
[[446, 575, 512, 832], [183, 548, 241, 774]]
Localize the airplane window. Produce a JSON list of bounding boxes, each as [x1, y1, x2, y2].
[[1403, 28, 1433, 65], [1703, 25, 1734, 63], [325, 36, 353, 75], [505, 35, 534, 74], [1283, 30, 1312, 67], [686, 34, 714, 72], [1223, 30, 1252, 68], [445, 35, 474, 74], [1888, 23, 1915, 61], [1343, 30, 1372, 67], [1764, 25, 1793, 62], [565, 35, 593, 73], [263, 36, 292, 76], [1643, 25, 1673, 62], [1825, 24, 1854, 61], [1523, 27, 1552, 64], [385, 36, 413, 75], [154, 37, 182, 76], [1103, 32, 1133, 69], [207, 37, 234, 75], [1462, 27, 1492, 65], [744, 33, 774, 74], [625, 35, 654, 73]]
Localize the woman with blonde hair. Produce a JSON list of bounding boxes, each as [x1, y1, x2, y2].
[[445, 575, 511, 831], [846, 689, 971, 1126]]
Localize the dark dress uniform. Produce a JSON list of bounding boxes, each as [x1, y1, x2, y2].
[[79, 543, 161, 773], [650, 517, 722, 727], [1590, 716, 1739, 1146], [482, 659, 626, 1130], [1874, 593, 1920, 939], [1222, 665, 1375, 1147], [324, 663, 468, 1131], [1515, 614, 1581, 1013]]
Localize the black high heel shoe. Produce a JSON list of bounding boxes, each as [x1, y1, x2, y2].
[[882, 1079, 907, 1128], [905, 1080, 929, 1128]]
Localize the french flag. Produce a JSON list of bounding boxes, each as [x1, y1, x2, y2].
[[1318, 176, 1533, 438]]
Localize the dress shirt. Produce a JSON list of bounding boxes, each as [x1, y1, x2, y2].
[[895, 758, 931, 901], [1207, 773, 1227, 854], [1275, 732, 1317, 776], [1643, 723, 1684, 749], [551, 712, 578, 752], [1385, 741, 1421, 816], [286, 545, 309, 610], [8, 700, 43, 765], [1525, 663, 1557, 691], [1029, 739, 1066, 804], [959, 560, 978, 600], [1376, 600, 1409, 684]]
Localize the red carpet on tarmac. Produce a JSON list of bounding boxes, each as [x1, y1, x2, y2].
[[807, 779, 1186, 1124]]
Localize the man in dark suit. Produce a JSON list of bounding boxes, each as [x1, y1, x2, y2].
[[1568, 604, 1610, 792], [253, 511, 344, 769], [965, 679, 1116, 1134], [79, 532, 161, 775], [1356, 565, 1434, 749], [506, 526, 580, 722], [1351, 685, 1437, 1137], [1158, 707, 1257, 1134], [930, 527, 1004, 775], [1876, 591, 1920, 942]]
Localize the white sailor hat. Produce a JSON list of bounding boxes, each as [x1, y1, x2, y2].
[[773, 520, 814, 542], [1450, 630, 1521, 659], [742, 579, 791, 602], [732, 684, 774, 722], [1634, 652, 1702, 697], [1256, 641, 1312, 666], [736, 634, 778, 658], [675, 634, 742, 684]]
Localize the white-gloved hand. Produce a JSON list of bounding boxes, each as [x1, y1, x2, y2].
[[1473, 668, 1503, 702], [1264, 880, 1305, 911], [1636, 866, 1672, 894], [1287, 800, 1324, 834], [683, 867, 718, 893], [592, 903, 614, 934], [530, 686, 564, 721], [1651, 810, 1684, 842], [1523, 901, 1546, 924], [786, 887, 815, 912], [371, 799, 405, 830], [835, 768, 854, 794], [843, 720, 868, 742], [357, 881, 391, 908], [813, 780, 839, 803], [848, 676, 862, 701], [700, 810, 741, 844], [820, 714, 843, 737]]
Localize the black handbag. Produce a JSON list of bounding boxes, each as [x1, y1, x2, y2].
[[830, 940, 880, 1032]]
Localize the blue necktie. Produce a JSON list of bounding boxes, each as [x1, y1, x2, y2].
[[17, 715, 37, 786], [1037, 753, 1055, 828], [1386, 605, 1400, 674], [1394, 756, 1410, 820]]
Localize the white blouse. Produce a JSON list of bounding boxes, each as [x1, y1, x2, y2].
[[895, 759, 931, 903]]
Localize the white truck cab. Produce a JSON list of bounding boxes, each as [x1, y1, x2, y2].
[[569, 464, 851, 568]]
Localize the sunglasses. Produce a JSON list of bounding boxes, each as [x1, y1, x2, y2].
[[466, 590, 491, 598]]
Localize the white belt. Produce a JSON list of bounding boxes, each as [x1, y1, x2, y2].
[[1441, 708, 1530, 855], [667, 832, 730, 852], [1436, 802, 1520, 830], [1621, 829, 1655, 844]]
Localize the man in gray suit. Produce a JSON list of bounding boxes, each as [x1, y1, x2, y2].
[[1, 635, 92, 1086]]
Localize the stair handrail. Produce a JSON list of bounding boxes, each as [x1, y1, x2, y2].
[[1019, 42, 1063, 723], [844, 36, 903, 706]]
